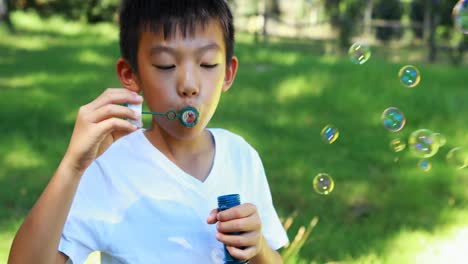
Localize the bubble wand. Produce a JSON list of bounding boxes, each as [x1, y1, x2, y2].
[[142, 106, 199, 128], [126, 104, 199, 128]]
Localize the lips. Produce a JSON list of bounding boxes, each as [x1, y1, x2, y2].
[[185, 112, 196, 123], [176, 105, 200, 128]]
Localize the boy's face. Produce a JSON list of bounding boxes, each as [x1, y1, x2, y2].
[[128, 19, 237, 139]]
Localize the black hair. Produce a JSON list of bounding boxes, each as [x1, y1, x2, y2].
[[119, 0, 235, 72]]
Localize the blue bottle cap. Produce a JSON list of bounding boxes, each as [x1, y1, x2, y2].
[[218, 194, 240, 211]]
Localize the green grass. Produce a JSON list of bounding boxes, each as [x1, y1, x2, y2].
[[1, 11, 467, 264]]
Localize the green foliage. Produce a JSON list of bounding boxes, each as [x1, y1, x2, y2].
[[10, 0, 120, 22]]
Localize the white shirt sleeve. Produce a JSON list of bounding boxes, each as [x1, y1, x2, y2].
[[250, 150, 289, 250], [58, 162, 108, 263]]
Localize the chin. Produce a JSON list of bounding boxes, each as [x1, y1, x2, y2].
[[172, 127, 205, 140], [160, 121, 207, 140]]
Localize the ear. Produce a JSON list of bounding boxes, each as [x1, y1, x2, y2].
[[222, 56, 238, 93], [116, 58, 141, 93]]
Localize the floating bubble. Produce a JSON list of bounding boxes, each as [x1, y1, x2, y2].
[[390, 138, 406, 152], [321, 125, 339, 144], [432, 133, 447, 147], [313, 173, 334, 195], [348, 42, 371, 65], [408, 129, 440, 158], [447, 147, 468, 169], [418, 160, 432, 172], [381, 107, 406, 132], [399, 65, 421, 88], [453, 0, 468, 34]]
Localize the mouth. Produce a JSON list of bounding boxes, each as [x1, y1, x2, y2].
[[178, 106, 199, 128]]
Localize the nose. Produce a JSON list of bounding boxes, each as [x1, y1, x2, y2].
[[178, 63, 199, 97]]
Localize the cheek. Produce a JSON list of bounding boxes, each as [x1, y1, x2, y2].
[[206, 70, 226, 91], [140, 79, 173, 109], [140, 70, 173, 94]]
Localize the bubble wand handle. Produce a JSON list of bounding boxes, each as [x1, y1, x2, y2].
[[142, 110, 177, 120]]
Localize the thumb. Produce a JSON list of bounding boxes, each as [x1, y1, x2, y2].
[[206, 208, 219, 224]]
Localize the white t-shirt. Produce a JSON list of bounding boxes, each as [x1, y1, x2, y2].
[[58, 128, 289, 264]]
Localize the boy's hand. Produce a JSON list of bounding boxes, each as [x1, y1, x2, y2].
[[63, 88, 143, 175], [207, 203, 264, 261]]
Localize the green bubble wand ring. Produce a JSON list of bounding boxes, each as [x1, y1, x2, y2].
[[142, 106, 199, 128]]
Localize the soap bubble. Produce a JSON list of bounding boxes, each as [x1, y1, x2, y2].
[[418, 160, 432, 172], [408, 129, 440, 158], [313, 173, 334, 195], [432, 133, 446, 147], [348, 42, 371, 64], [381, 107, 406, 132], [321, 125, 339, 144], [453, 0, 468, 34], [399, 65, 421, 88], [447, 147, 468, 169], [390, 138, 406, 152]]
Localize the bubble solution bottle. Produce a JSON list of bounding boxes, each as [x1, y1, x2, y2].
[[217, 194, 250, 264]]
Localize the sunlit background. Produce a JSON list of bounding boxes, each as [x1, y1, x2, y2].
[[1, 0, 467, 263]]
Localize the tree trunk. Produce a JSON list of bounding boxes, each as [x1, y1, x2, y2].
[[262, 0, 269, 44], [364, 0, 374, 37], [423, 0, 431, 41], [1, 0, 15, 33], [428, 0, 439, 63]]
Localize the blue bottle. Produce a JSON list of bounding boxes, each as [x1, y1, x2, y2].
[[217, 194, 249, 264]]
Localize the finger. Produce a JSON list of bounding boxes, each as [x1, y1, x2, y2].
[[88, 88, 143, 110], [226, 245, 257, 261], [217, 203, 257, 222], [216, 231, 260, 248], [217, 216, 261, 233], [95, 117, 138, 137], [91, 104, 141, 123], [207, 209, 219, 224]]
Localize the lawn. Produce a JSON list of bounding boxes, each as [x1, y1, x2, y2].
[[1, 12, 467, 264]]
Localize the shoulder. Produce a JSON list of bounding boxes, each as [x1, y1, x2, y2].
[[210, 128, 256, 150], [209, 128, 262, 163]]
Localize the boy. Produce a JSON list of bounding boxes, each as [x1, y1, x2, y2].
[[8, 0, 288, 263]]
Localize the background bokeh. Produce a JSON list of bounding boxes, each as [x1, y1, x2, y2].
[[1, 0, 467, 263]]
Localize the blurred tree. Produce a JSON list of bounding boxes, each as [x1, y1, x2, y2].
[[363, 0, 375, 36], [10, 0, 119, 23], [410, 0, 458, 39], [372, 0, 403, 42], [0, 0, 16, 33], [409, 0, 466, 64], [410, 0, 425, 38], [427, 0, 440, 62], [258, 0, 281, 44], [323, 0, 367, 50]]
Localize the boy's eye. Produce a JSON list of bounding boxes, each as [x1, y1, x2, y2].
[[201, 64, 219, 69], [153, 65, 175, 70]]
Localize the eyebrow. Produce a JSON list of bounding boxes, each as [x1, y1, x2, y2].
[[150, 43, 221, 56]]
